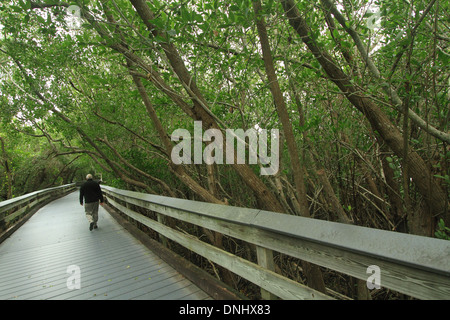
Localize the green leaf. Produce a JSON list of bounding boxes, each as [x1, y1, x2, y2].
[[228, 11, 235, 22], [11, 5, 22, 12], [332, 29, 339, 39], [194, 13, 203, 23], [36, 15, 46, 24], [180, 7, 191, 22], [437, 50, 449, 65], [166, 29, 177, 36]]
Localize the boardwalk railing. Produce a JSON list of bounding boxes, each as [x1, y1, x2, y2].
[[0, 184, 76, 236], [102, 185, 450, 300]]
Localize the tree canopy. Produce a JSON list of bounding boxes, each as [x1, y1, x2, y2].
[[0, 0, 449, 297]]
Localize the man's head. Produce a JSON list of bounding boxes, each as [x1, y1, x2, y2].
[[86, 174, 93, 180]]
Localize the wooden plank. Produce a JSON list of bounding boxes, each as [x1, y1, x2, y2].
[[3, 197, 42, 223], [0, 192, 211, 300], [0, 189, 75, 245], [103, 185, 449, 276], [0, 244, 146, 297], [45, 257, 175, 300], [104, 200, 244, 300], [169, 208, 450, 299], [103, 186, 450, 300], [156, 212, 168, 247], [0, 184, 75, 215], [102, 273, 189, 300], [253, 210, 450, 274], [80, 266, 183, 300], [106, 197, 333, 300], [256, 246, 278, 300], [103, 187, 260, 225], [4, 249, 152, 300]]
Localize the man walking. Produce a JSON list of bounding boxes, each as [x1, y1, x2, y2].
[[80, 174, 104, 231]]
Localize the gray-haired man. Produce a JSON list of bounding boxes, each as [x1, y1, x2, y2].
[[79, 174, 104, 231]]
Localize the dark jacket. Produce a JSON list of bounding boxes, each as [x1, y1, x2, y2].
[[80, 179, 104, 205]]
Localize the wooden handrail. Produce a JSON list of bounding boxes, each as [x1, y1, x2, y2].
[[101, 185, 450, 300], [0, 184, 76, 230]]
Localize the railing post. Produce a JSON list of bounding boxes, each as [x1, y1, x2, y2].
[[156, 213, 168, 248], [96, 185, 450, 300], [256, 245, 278, 300], [0, 209, 5, 232], [125, 202, 134, 225]]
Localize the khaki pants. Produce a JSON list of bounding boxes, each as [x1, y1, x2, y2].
[[84, 201, 99, 224]]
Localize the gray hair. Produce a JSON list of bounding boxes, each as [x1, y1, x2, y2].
[[86, 174, 93, 180]]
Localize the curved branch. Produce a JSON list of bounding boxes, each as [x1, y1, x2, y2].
[[320, 0, 450, 144]]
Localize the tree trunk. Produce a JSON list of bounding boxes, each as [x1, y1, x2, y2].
[[253, 0, 326, 293], [129, 0, 285, 213], [0, 136, 13, 200], [128, 62, 225, 205], [281, 0, 448, 235]]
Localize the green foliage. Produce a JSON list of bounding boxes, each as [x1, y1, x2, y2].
[[434, 174, 450, 188], [0, 126, 85, 199], [435, 219, 450, 240], [0, 0, 448, 233]]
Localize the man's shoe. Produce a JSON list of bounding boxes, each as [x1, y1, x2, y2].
[[94, 223, 98, 229], [89, 222, 94, 231]]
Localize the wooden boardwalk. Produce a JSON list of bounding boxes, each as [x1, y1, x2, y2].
[[0, 191, 211, 300]]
